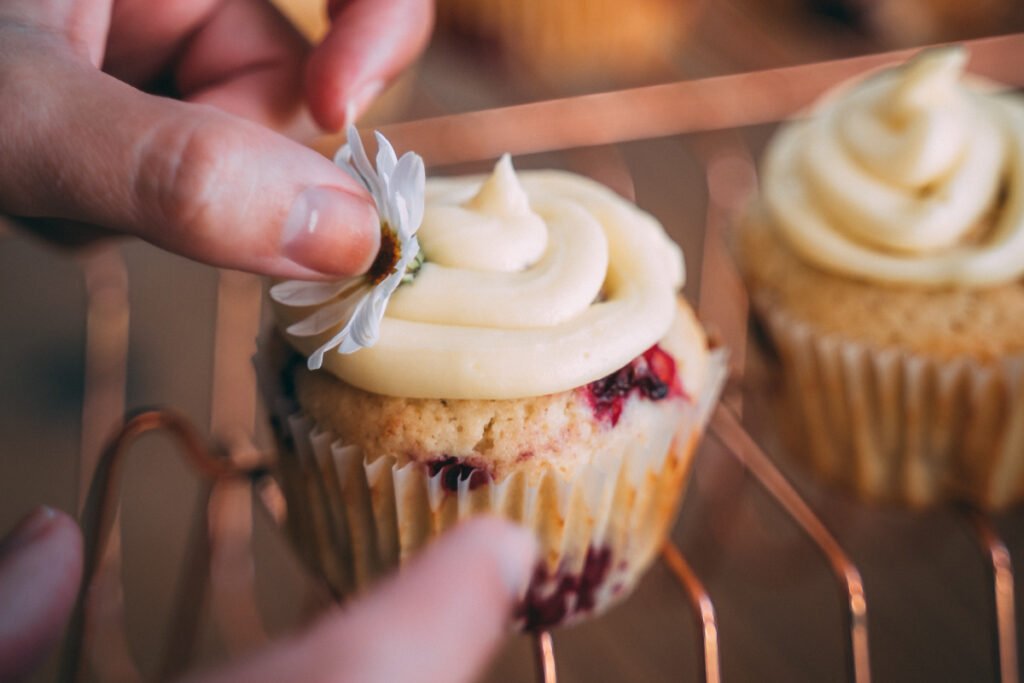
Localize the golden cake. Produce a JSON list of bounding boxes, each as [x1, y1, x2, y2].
[[264, 145, 724, 628], [738, 48, 1024, 508]]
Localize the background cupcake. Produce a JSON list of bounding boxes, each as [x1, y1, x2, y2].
[[738, 47, 1024, 508], [265, 149, 726, 629], [434, 0, 703, 91]]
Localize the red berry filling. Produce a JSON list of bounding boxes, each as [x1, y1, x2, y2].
[[584, 344, 686, 426], [426, 457, 490, 492], [516, 546, 613, 630]]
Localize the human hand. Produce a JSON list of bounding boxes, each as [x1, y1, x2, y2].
[[0, 508, 536, 683], [0, 0, 434, 279], [0, 507, 82, 681]]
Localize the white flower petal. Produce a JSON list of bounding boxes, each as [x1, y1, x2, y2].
[[307, 347, 328, 370], [269, 279, 355, 306], [333, 143, 352, 166], [340, 295, 376, 352], [345, 124, 382, 199], [285, 287, 369, 336], [348, 291, 383, 349], [392, 153, 425, 234], [393, 194, 409, 238], [280, 126, 426, 363], [333, 143, 370, 191], [335, 162, 364, 189], [374, 131, 399, 184], [310, 314, 356, 367], [401, 235, 421, 268]]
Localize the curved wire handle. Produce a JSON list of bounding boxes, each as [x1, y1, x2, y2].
[[60, 409, 259, 683]]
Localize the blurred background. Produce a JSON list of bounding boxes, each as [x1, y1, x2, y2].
[[4, 0, 1024, 681]]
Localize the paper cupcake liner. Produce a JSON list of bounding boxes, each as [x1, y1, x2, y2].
[[756, 297, 1024, 509], [269, 350, 726, 630]]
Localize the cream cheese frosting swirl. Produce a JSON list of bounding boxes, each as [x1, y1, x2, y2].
[[763, 47, 1024, 287], [273, 156, 686, 399]]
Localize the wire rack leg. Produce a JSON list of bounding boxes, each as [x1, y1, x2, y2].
[[533, 631, 557, 683], [158, 484, 215, 681], [662, 542, 721, 683], [966, 510, 1019, 683], [78, 246, 129, 515], [711, 404, 871, 683]]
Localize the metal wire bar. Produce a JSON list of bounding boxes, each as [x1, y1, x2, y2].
[[533, 631, 558, 683], [662, 542, 722, 683], [695, 136, 757, 417], [61, 410, 248, 682], [207, 268, 273, 655], [312, 33, 1024, 165], [210, 270, 263, 444], [208, 473, 272, 655], [966, 510, 1019, 683], [77, 246, 129, 515], [158, 483, 216, 681], [711, 405, 871, 683]]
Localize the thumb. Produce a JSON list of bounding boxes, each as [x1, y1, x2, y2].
[[187, 518, 537, 683], [322, 518, 538, 683], [0, 36, 379, 279], [0, 507, 84, 681]]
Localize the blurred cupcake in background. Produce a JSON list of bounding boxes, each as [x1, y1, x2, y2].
[[738, 48, 1024, 509], [435, 0, 704, 90], [806, 0, 1020, 47]]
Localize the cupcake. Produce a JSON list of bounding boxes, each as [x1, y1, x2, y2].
[[737, 47, 1024, 508], [805, 0, 1018, 48], [435, 0, 701, 90], [262, 131, 725, 629]]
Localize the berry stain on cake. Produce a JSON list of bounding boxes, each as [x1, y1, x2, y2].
[[517, 546, 614, 630], [426, 457, 491, 492], [584, 345, 687, 426]]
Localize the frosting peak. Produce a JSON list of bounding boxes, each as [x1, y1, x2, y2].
[[763, 47, 1024, 287], [465, 154, 531, 215], [417, 155, 548, 272], [889, 46, 965, 113], [273, 161, 686, 399]]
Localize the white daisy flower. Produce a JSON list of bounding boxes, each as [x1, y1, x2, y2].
[[270, 125, 425, 370]]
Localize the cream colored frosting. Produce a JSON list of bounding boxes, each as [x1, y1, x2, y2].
[[274, 156, 693, 399], [763, 47, 1024, 287]]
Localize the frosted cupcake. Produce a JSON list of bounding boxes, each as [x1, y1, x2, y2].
[[434, 0, 700, 89], [738, 48, 1024, 508], [263, 131, 724, 630]]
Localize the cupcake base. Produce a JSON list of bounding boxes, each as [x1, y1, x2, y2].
[[738, 206, 1024, 509], [267, 349, 727, 629], [757, 301, 1024, 509]]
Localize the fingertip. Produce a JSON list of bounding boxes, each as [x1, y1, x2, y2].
[[280, 185, 381, 278], [304, 52, 348, 131], [305, 0, 435, 131], [0, 506, 83, 582], [0, 507, 83, 681], [447, 518, 538, 599]]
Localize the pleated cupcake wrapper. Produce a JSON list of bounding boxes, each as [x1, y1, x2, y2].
[[272, 350, 727, 627], [758, 297, 1024, 509]]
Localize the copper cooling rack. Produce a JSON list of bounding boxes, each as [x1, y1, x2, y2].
[[58, 32, 1024, 683]]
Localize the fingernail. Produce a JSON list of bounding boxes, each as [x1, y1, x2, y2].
[[1, 506, 58, 556], [346, 79, 384, 126], [282, 186, 380, 276]]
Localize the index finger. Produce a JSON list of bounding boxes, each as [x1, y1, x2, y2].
[[305, 0, 434, 131]]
